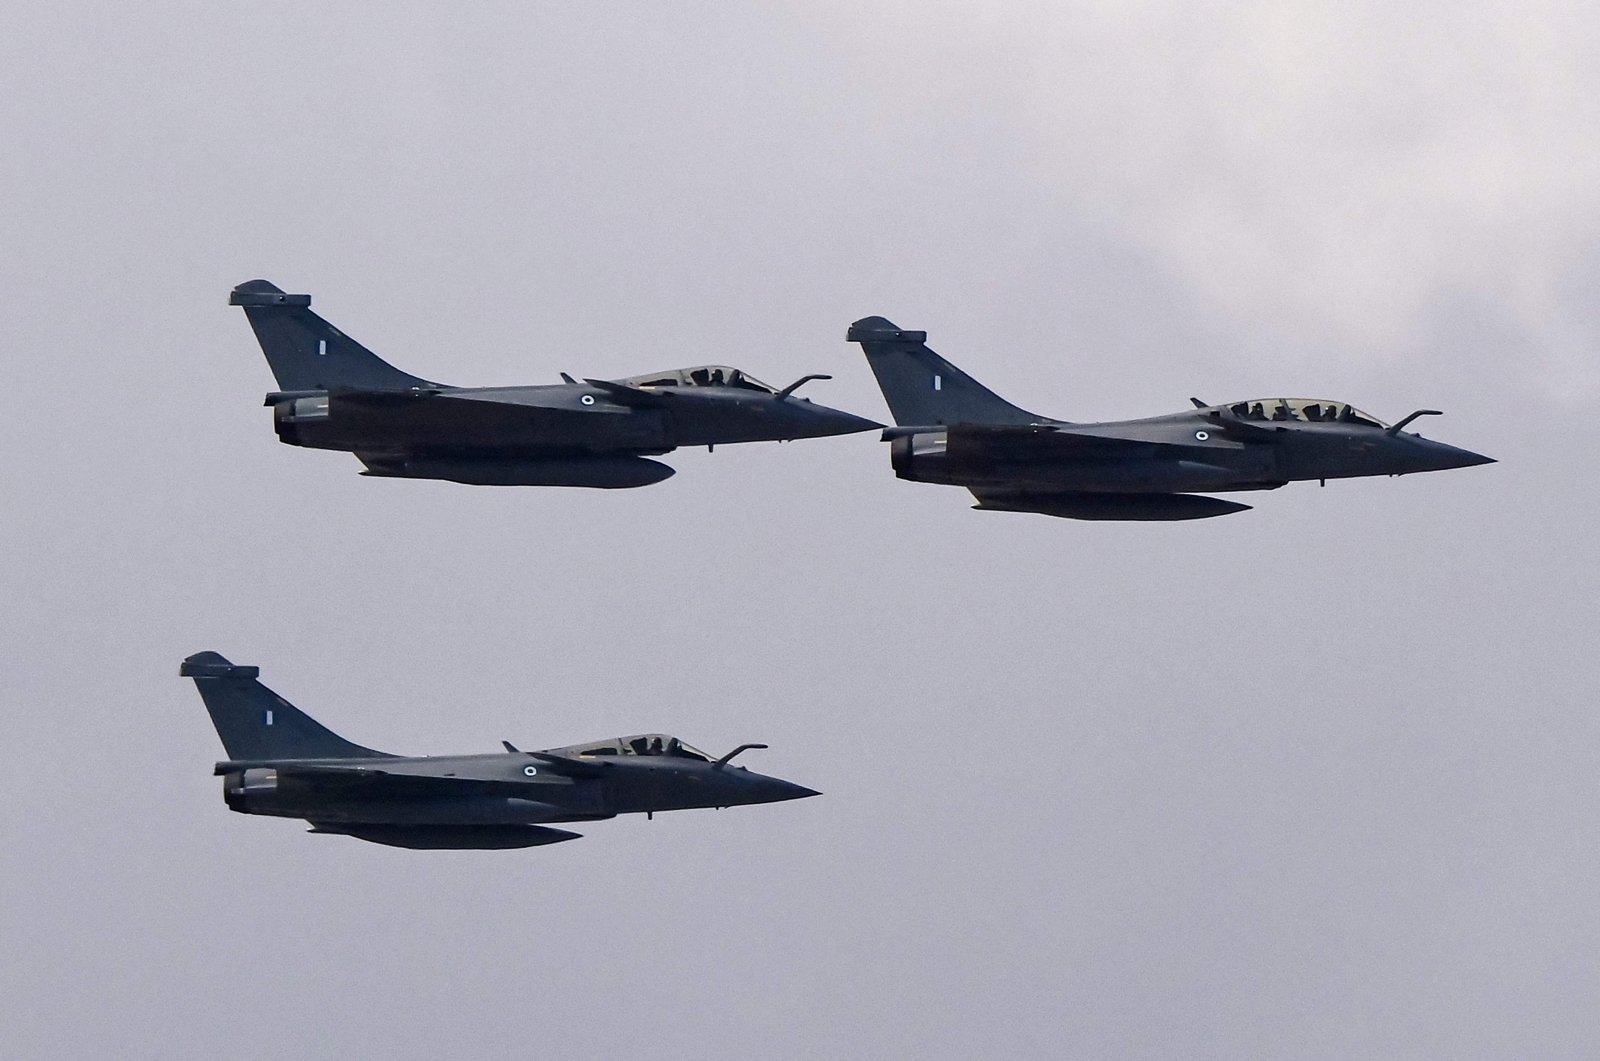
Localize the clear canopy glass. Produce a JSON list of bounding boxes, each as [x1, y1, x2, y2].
[[619, 366, 775, 393], [1222, 398, 1386, 428], [568, 734, 714, 761]]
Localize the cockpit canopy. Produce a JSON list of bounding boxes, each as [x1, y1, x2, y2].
[[1220, 398, 1386, 428], [619, 366, 776, 393], [566, 734, 714, 761]]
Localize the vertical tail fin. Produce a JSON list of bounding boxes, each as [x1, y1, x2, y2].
[[181, 651, 392, 761], [847, 316, 1046, 427], [230, 280, 444, 393]]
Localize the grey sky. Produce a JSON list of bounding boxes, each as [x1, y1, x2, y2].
[[4, 5, 1597, 1059]]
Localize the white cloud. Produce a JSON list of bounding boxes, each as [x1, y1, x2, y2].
[[824, 2, 1600, 385]]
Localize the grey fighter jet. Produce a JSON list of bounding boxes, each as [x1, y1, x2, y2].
[[230, 280, 879, 487], [182, 652, 818, 849], [848, 317, 1494, 521]]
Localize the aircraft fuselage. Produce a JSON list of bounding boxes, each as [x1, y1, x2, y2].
[[887, 406, 1494, 519], [218, 751, 816, 827]]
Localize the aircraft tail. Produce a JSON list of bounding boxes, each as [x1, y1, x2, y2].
[[181, 651, 392, 761], [847, 316, 1044, 427], [230, 280, 443, 393]]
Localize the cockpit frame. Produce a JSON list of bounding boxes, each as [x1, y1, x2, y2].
[[1219, 398, 1386, 428], [619, 366, 776, 393], [566, 734, 715, 761]]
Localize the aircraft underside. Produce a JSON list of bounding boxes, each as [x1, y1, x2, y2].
[[306, 822, 583, 849], [968, 489, 1275, 521], [355, 451, 678, 488]]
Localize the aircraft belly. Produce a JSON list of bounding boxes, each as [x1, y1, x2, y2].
[[972, 490, 1254, 520], [357, 454, 677, 488], [294, 397, 670, 453], [278, 796, 566, 825], [307, 823, 583, 849], [905, 429, 1280, 492], [949, 456, 1273, 493]]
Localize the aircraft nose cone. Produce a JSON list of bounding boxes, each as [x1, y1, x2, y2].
[[792, 403, 882, 439], [840, 410, 885, 434], [749, 776, 821, 803], [1420, 439, 1496, 471], [1401, 438, 1497, 473]]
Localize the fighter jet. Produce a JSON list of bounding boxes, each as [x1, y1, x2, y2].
[[848, 317, 1494, 521], [229, 280, 879, 488], [181, 651, 818, 849]]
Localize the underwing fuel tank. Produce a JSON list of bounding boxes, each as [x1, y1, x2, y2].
[[971, 491, 1252, 521], [358, 456, 676, 488], [306, 823, 582, 849]]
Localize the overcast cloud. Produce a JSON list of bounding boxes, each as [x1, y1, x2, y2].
[[3, 5, 1597, 1059]]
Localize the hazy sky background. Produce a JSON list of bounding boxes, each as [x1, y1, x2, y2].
[[4, 5, 1597, 1059]]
